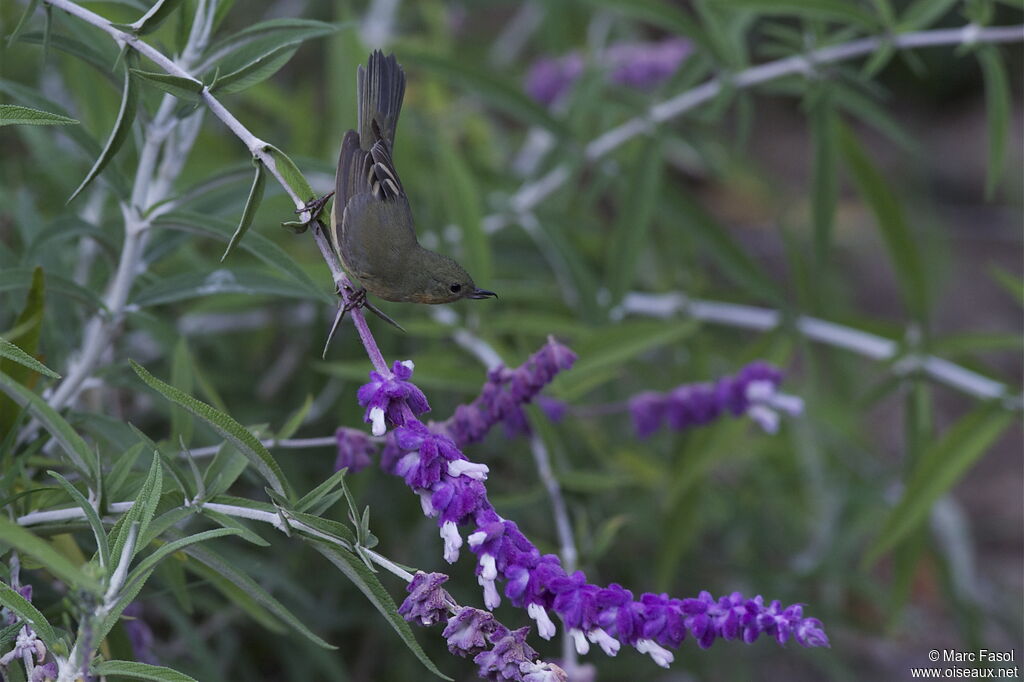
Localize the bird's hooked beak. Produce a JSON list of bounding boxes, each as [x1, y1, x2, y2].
[[469, 288, 498, 300]]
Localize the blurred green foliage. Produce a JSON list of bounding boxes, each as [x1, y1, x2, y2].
[[0, 0, 1021, 680]]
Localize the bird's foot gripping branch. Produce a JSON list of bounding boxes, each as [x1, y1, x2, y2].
[[347, 338, 829, 676]]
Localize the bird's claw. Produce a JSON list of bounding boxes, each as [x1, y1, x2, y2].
[[297, 191, 335, 224], [322, 285, 405, 358]]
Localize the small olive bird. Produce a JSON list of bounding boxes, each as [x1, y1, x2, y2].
[[307, 50, 495, 354]]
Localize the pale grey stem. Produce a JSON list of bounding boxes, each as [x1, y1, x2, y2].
[[502, 23, 1024, 214], [490, 1, 543, 67], [614, 292, 1020, 404]]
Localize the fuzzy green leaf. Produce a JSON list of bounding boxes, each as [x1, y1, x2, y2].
[[92, 661, 198, 682], [263, 144, 314, 201], [124, 0, 188, 35], [68, 66, 138, 204], [221, 160, 266, 261], [210, 43, 299, 95], [0, 337, 59, 378], [48, 471, 109, 569], [0, 104, 78, 127], [130, 69, 204, 103], [0, 518, 101, 593], [977, 46, 1010, 199], [0, 581, 58, 650]]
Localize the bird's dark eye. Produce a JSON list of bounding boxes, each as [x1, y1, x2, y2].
[[449, 283, 462, 293]]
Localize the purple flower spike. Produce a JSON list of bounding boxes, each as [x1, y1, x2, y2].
[[442, 338, 577, 447], [474, 626, 539, 681], [334, 428, 375, 473], [525, 54, 584, 106], [535, 396, 567, 423], [398, 572, 451, 627], [29, 662, 58, 682], [357, 360, 430, 436], [443, 607, 500, 657], [628, 362, 802, 438]]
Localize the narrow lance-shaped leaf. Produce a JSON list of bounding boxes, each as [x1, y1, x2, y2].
[[977, 46, 1010, 200], [0, 104, 78, 127], [0, 518, 102, 593], [314, 544, 450, 680], [0, 371, 95, 478], [263, 144, 313, 202], [109, 454, 162, 566], [210, 43, 299, 95], [839, 122, 929, 321], [0, 581, 58, 650], [130, 361, 290, 497], [92, 661, 198, 682], [864, 404, 1014, 567], [0, 337, 59, 378], [6, 0, 39, 48], [221, 159, 266, 261], [605, 136, 663, 303], [0, 267, 45, 440], [68, 66, 138, 204], [48, 471, 110, 569], [121, 0, 188, 35], [130, 69, 204, 103]]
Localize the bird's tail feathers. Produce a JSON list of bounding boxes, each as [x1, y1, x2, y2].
[[357, 50, 406, 148]]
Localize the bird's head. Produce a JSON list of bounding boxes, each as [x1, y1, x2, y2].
[[409, 250, 497, 304]]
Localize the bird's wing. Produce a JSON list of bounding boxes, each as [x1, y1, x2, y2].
[[335, 129, 364, 213]]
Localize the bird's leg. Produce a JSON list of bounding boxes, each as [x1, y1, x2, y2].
[[322, 285, 404, 357], [296, 191, 335, 225]]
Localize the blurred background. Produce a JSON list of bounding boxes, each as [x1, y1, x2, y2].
[[1, 0, 1022, 680]]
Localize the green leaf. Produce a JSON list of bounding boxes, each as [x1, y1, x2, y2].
[[130, 69, 204, 103], [210, 43, 299, 95], [977, 46, 1010, 199], [0, 581, 58, 650], [124, 0, 187, 35], [17, 32, 121, 85], [184, 545, 334, 649], [153, 211, 329, 302], [221, 160, 266, 261], [48, 471, 110, 569], [580, 0, 714, 56], [124, 528, 242, 596], [170, 339, 194, 447], [92, 660, 198, 682], [0, 267, 106, 312], [314, 544, 449, 679], [864, 405, 1014, 567], [0, 517, 101, 593], [130, 361, 290, 497], [719, 0, 878, 27], [0, 371, 95, 477], [110, 454, 162, 566], [0, 337, 59, 379], [203, 18, 338, 71], [296, 468, 349, 514], [0, 267, 45, 439], [201, 509, 269, 547], [990, 266, 1024, 305], [403, 50, 569, 136], [276, 395, 312, 441], [899, 0, 958, 30], [6, 0, 39, 48], [605, 137, 663, 303], [263, 144, 313, 201], [131, 267, 320, 307], [68, 66, 138, 204], [839, 123, 928, 321], [0, 104, 78, 127], [203, 445, 250, 498]]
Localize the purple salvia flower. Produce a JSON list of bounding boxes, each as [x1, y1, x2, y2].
[[334, 428, 375, 473], [473, 626, 539, 681], [398, 572, 451, 626], [357, 360, 430, 436], [606, 38, 693, 89], [29, 662, 57, 682], [443, 607, 500, 657], [520, 660, 568, 682], [442, 338, 577, 447], [122, 602, 158, 665], [629, 362, 802, 438], [526, 39, 692, 107], [525, 54, 584, 106]]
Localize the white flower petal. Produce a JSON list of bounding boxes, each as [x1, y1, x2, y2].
[[440, 521, 463, 563], [527, 603, 557, 640], [369, 406, 386, 436], [636, 638, 674, 668], [587, 627, 620, 656], [570, 628, 590, 655]]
